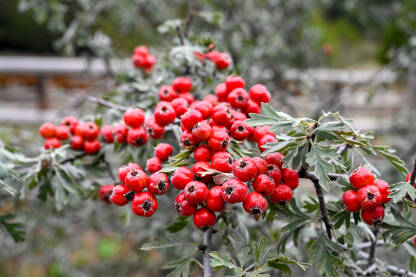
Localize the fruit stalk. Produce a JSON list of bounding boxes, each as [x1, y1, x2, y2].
[[368, 224, 379, 266], [203, 227, 213, 277]]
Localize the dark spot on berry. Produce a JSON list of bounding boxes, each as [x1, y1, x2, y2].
[[135, 139, 143, 146], [158, 181, 167, 192], [221, 140, 228, 148], [251, 208, 261, 215], [237, 125, 245, 132], [240, 161, 247, 168], [130, 169, 138, 176], [237, 95, 244, 102], [143, 200, 152, 210], [175, 203, 181, 213], [124, 191, 135, 201], [268, 165, 274, 170], [147, 127, 153, 135], [188, 186, 195, 193], [279, 201, 287, 206], [225, 186, 233, 195], [367, 192, 375, 200], [161, 106, 168, 112], [227, 157, 233, 165]]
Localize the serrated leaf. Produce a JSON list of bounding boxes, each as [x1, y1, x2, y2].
[[209, 251, 239, 270], [389, 182, 416, 203], [166, 216, 189, 233], [381, 208, 416, 245], [140, 238, 194, 251], [161, 253, 195, 277], [0, 214, 25, 243], [373, 145, 408, 177], [307, 236, 344, 277]]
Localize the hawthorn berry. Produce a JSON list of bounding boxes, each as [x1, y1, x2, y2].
[[171, 166, 193, 190], [180, 129, 196, 147], [154, 101, 176, 126], [146, 157, 162, 174], [39, 122, 56, 139], [225, 75, 245, 92], [125, 169, 148, 193], [230, 121, 251, 141], [267, 164, 282, 184], [178, 92, 194, 104], [193, 208, 216, 229], [243, 192, 268, 215], [99, 125, 114, 143], [252, 174, 275, 195], [266, 152, 284, 168], [270, 184, 293, 204], [208, 131, 230, 152], [214, 53, 231, 70], [249, 84, 271, 104], [60, 116, 78, 134], [99, 185, 114, 204], [192, 161, 212, 181], [361, 206, 385, 225], [193, 145, 212, 162], [132, 192, 158, 217], [245, 100, 261, 114], [349, 167, 375, 189], [55, 125, 70, 140], [257, 134, 277, 152], [215, 83, 228, 102], [184, 181, 208, 204], [110, 184, 130, 206], [221, 178, 248, 204], [211, 103, 233, 127], [282, 168, 299, 190], [82, 122, 99, 141], [251, 125, 273, 142], [342, 190, 361, 213], [158, 85, 178, 102], [181, 109, 203, 130], [147, 172, 170, 195], [374, 179, 391, 204], [206, 186, 226, 212], [84, 139, 101, 155], [145, 117, 165, 140], [191, 100, 213, 119], [154, 143, 173, 161], [74, 122, 87, 137], [204, 94, 218, 106], [172, 77, 192, 93], [124, 108, 145, 128], [44, 138, 61, 149], [210, 122, 228, 133], [118, 163, 142, 184], [252, 157, 268, 175], [357, 185, 382, 210], [133, 45, 149, 56], [211, 151, 233, 173], [227, 88, 249, 109], [71, 135, 84, 150], [175, 193, 197, 216], [414, 237, 416, 248], [232, 110, 247, 122], [171, 97, 189, 117], [113, 123, 128, 143], [127, 127, 148, 147], [192, 120, 212, 143], [233, 157, 257, 182]]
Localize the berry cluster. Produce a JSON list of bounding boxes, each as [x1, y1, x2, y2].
[[342, 167, 391, 225], [194, 47, 231, 70], [131, 45, 156, 72]]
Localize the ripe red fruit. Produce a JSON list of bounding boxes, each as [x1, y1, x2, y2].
[[60, 116, 78, 134], [123, 108, 145, 128], [406, 173, 411, 182], [357, 185, 382, 210], [211, 151, 233, 173], [266, 152, 284, 168], [154, 143, 173, 161], [270, 184, 293, 204], [374, 179, 391, 204], [206, 186, 226, 212], [114, 123, 128, 143], [230, 121, 250, 141], [413, 237, 416, 248], [127, 127, 148, 147], [257, 134, 277, 152], [214, 53, 231, 70], [192, 120, 212, 143], [184, 181, 209, 204], [225, 75, 245, 92], [39, 122, 56, 139], [82, 122, 99, 141], [110, 184, 130, 206], [74, 122, 87, 137], [222, 178, 248, 204], [158, 85, 178, 102], [171, 166, 194, 190], [245, 100, 261, 114], [172, 77, 192, 93], [252, 174, 275, 195], [55, 125, 70, 140], [147, 172, 170, 195], [349, 167, 375, 189], [232, 110, 247, 122], [282, 168, 299, 190], [132, 192, 158, 217], [215, 83, 228, 102], [267, 164, 282, 184], [193, 145, 212, 162], [180, 129, 196, 147], [133, 45, 150, 56], [99, 125, 114, 143], [171, 97, 189, 117], [243, 192, 268, 215], [361, 206, 385, 225], [181, 109, 203, 130], [210, 123, 228, 133], [191, 101, 213, 119], [44, 138, 61, 149], [125, 169, 148, 193], [193, 208, 216, 229], [211, 103, 233, 127], [233, 157, 257, 182], [99, 184, 114, 203], [249, 84, 271, 104], [178, 92, 194, 104], [154, 101, 176, 126], [192, 161, 212, 181], [145, 117, 165, 140], [175, 193, 197, 216], [118, 163, 142, 184], [146, 157, 162, 174], [84, 139, 101, 155], [204, 94, 218, 106], [252, 157, 268, 175], [208, 131, 230, 152], [251, 125, 273, 142], [71, 136, 84, 150], [342, 190, 361, 212], [227, 88, 249, 109]]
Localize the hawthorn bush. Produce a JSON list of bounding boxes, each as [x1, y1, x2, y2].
[[2, 37, 416, 277]]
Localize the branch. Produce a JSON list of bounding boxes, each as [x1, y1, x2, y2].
[[184, 0, 196, 37], [176, 26, 185, 46], [202, 228, 213, 277], [86, 96, 129, 111], [410, 157, 416, 188], [367, 224, 379, 266], [102, 157, 116, 182], [61, 153, 87, 164], [358, 250, 416, 277], [337, 144, 350, 155]]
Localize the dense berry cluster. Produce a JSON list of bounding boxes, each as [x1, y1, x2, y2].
[[131, 45, 156, 72], [342, 167, 391, 225]]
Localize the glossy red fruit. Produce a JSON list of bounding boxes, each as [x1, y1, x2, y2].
[[342, 190, 361, 212], [251, 126, 273, 142], [225, 75, 245, 92], [270, 184, 293, 204], [39, 122, 56, 139], [208, 131, 230, 152], [192, 120, 212, 143], [114, 123, 128, 143], [84, 139, 101, 155], [172, 77, 192, 93], [74, 122, 87, 137], [252, 157, 268, 175], [252, 174, 275, 195], [99, 125, 114, 143], [283, 168, 299, 190], [245, 100, 261, 114], [55, 125, 70, 140], [227, 88, 249, 109], [222, 178, 248, 204], [154, 101, 176, 126], [118, 163, 142, 184], [145, 117, 165, 140], [215, 83, 228, 102], [82, 122, 99, 141], [184, 181, 209, 204], [154, 143, 173, 161], [266, 152, 284, 168], [193, 145, 212, 162], [211, 151, 233, 173], [127, 127, 148, 147], [180, 129, 196, 147], [193, 208, 216, 229], [232, 110, 247, 122], [204, 94, 218, 106], [178, 92, 194, 104], [230, 121, 250, 141], [171, 166, 194, 190], [158, 85, 178, 102], [211, 103, 233, 127], [210, 123, 228, 133], [44, 138, 61, 149], [147, 172, 170, 195], [110, 184, 130, 206], [171, 97, 189, 117], [249, 84, 271, 104], [267, 164, 282, 184], [374, 179, 391, 204], [132, 192, 158, 217], [60, 116, 78, 134], [192, 161, 212, 181], [175, 193, 197, 216], [125, 169, 148, 193], [123, 108, 145, 128], [357, 185, 382, 210], [206, 186, 226, 212], [181, 109, 203, 130], [361, 206, 385, 225], [99, 184, 114, 203], [191, 101, 213, 119], [71, 136, 84, 150], [233, 157, 257, 182], [214, 53, 231, 70], [413, 237, 416, 248], [243, 192, 268, 215], [133, 45, 150, 56], [349, 167, 375, 189], [257, 134, 277, 152], [146, 157, 162, 174]]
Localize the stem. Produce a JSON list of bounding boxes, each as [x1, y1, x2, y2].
[[184, 0, 196, 37], [176, 26, 185, 46], [368, 224, 379, 266], [61, 153, 86, 164], [410, 157, 416, 188], [86, 96, 129, 111], [102, 157, 116, 182], [202, 227, 213, 277]]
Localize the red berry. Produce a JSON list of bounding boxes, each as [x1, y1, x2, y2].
[[211, 103, 233, 127], [84, 139, 101, 155], [178, 92, 194, 104], [211, 151, 233, 173], [357, 185, 382, 210], [110, 184, 130, 206], [192, 161, 212, 181], [257, 134, 277, 152], [361, 206, 385, 225], [342, 190, 361, 212], [204, 94, 218, 106], [132, 192, 158, 217], [55, 125, 70, 140], [184, 181, 208, 204], [210, 122, 228, 133], [215, 83, 228, 102], [227, 88, 249, 109], [154, 143, 173, 161], [154, 101, 176, 126], [180, 129, 196, 147], [193, 208, 216, 229], [71, 136, 84, 150], [249, 84, 271, 104], [406, 173, 411, 182], [233, 157, 257, 182], [175, 193, 197, 216], [145, 117, 165, 140], [124, 108, 145, 128], [206, 186, 226, 212], [222, 178, 248, 204], [171, 97, 189, 117], [267, 164, 282, 184], [243, 192, 268, 215], [172, 77, 192, 93], [181, 109, 203, 130], [60, 116, 78, 134], [225, 75, 245, 92], [208, 131, 230, 152], [230, 121, 250, 141], [374, 179, 391, 204], [82, 122, 99, 141], [159, 85, 178, 102], [44, 138, 61, 149], [99, 125, 114, 143], [39, 122, 56, 139], [118, 163, 142, 184], [266, 152, 284, 168], [191, 101, 213, 119], [74, 122, 87, 137], [125, 169, 148, 193], [147, 172, 170, 195], [282, 168, 299, 190], [133, 45, 150, 56], [349, 167, 375, 189], [232, 110, 247, 122], [114, 123, 128, 143], [251, 126, 273, 142], [214, 53, 231, 70], [99, 184, 114, 203], [413, 237, 416, 247], [146, 157, 162, 174], [245, 100, 260, 114], [270, 184, 293, 204], [252, 174, 275, 195], [192, 120, 212, 143], [193, 145, 212, 162], [252, 157, 268, 175], [127, 127, 148, 147], [171, 166, 193, 190]]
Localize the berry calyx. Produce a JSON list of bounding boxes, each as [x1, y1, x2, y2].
[[357, 185, 382, 210], [147, 172, 170, 195], [184, 181, 209, 204], [125, 169, 148, 193], [132, 192, 158, 217], [221, 178, 248, 204], [233, 157, 257, 182], [118, 163, 142, 184]]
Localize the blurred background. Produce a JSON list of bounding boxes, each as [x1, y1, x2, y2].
[[0, 0, 415, 276]]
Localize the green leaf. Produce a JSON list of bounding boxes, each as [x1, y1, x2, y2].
[[140, 238, 195, 251], [268, 256, 310, 273], [373, 145, 408, 177], [166, 217, 189, 233], [0, 213, 25, 243], [307, 236, 344, 277], [380, 208, 416, 245], [161, 253, 195, 277], [389, 182, 416, 203], [209, 251, 239, 270]]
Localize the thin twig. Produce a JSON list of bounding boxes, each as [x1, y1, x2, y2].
[[86, 95, 129, 111], [367, 224, 379, 266], [410, 157, 416, 188], [202, 228, 213, 277], [337, 144, 350, 155], [184, 0, 196, 37], [176, 26, 185, 46], [61, 153, 87, 164], [102, 157, 116, 182]]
